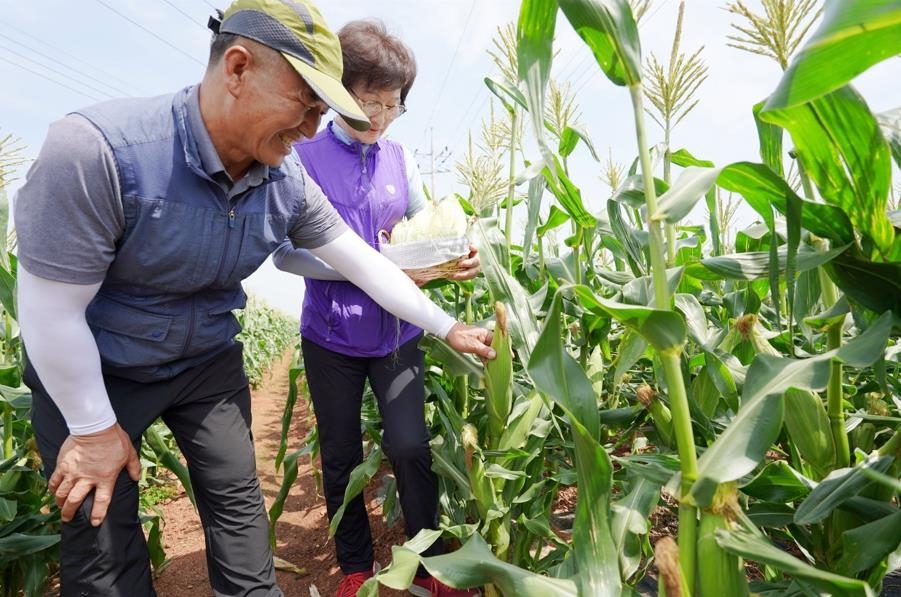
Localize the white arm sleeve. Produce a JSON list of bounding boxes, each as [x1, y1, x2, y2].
[[18, 266, 116, 435], [310, 229, 457, 338], [271, 239, 346, 281]]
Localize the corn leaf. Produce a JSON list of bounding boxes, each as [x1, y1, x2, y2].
[[329, 445, 382, 537], [571, 285, 687, 353], [752, 100, 784, 176], [715, 528, 875, 597], [766, 0, 901, 110], [474, 219, 542, 361], [836, 509, 901, 575], [0, 533, 60, 556], [557, 0, 642, 87], [691, 312, 894, 507], [570, 417, 621, 596], [877, 106, 901, 169], [717, 161, 855, 246], [794, 453, 894, 526], [740, 461, 814, 504], [542, 160, 597, 228], [655, 166, 723, 224], [783, 388, 835, 480], [825, 249, 901, 315], [526, 291, 599, 439], [761, 87, 896, 259], [610, 476, 660, 579], [483, 75, 527, 113], [686, 243, 849, 281], [416, 533, 579, 596]]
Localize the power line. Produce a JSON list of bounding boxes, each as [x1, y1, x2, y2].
[[0, 55, 103, 102], [161, 0, 209, 30], [0, 30, 133, 98], [418, 0, 477, 154], [93, 0, 204, 66], [198, 0, 221, 12], [0, 18, 146, 95], [0, 42, 116, 100]]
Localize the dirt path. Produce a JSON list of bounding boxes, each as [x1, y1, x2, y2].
[[152, 350, 408, 597]]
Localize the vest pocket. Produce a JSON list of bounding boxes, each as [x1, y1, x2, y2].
[[86, 297, 178, 368]]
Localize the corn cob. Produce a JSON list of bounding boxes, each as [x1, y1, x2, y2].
[[389, 197, 469, 244]]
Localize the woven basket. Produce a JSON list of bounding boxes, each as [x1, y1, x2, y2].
[[378, 232, 470, 282]]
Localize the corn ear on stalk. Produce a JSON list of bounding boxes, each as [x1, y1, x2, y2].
[[636, 383, 675, 449], [783, 388, 835, 480], [718, 313, 780, 365], [484, 302, 513, 450], [389, 197, 469, 243], [697, 484, 749, 597]]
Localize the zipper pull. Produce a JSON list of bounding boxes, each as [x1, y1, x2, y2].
[[228, 208, 236, 228]]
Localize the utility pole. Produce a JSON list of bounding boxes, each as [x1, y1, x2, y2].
[[415, 127, 452, 199]]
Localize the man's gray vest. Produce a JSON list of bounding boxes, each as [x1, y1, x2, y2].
[[76, 87, 305, 382]]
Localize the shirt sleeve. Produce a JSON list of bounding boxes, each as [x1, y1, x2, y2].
[[271, 239, 346, 281], [18, 266, 116, 435], [310, 229, 456, 338], [13, 115, 124, 284], [402, 143, 428, 218], [285, 164, 348, 249]]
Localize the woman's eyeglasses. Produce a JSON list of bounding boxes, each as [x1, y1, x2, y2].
[[350, 90, 407, 119]]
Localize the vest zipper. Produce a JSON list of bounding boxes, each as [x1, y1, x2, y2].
[[228, 208, 236, 228]]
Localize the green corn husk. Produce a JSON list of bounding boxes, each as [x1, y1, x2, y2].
[[783, 388, 835, 480], [718, 313, 780, 365], [483, 302, 513, 449], [636, 383, 675, 449], [697, 484, 749, 597]]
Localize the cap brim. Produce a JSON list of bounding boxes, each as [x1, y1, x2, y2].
[[283, 54, 371, 132]]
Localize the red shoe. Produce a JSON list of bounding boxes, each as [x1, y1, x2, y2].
[[336, 570, 374, 597], [409, 575, 482, 597]]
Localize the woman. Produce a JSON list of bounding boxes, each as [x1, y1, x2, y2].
[[273, 19, 480, 597]]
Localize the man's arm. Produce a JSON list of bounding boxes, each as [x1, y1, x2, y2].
[[18, 267, 141, 526], [14, 115, 138, 526], [310, 230, 494, 359], [271, 239, 346, 280]]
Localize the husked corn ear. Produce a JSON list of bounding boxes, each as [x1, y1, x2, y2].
[[389, 197, 469, 244], [697, 484, 749, 597]]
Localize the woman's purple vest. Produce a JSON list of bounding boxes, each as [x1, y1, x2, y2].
[[296, 123, 421, 357]]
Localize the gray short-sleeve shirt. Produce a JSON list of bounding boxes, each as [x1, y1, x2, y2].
[[15, 98, 346, 284]]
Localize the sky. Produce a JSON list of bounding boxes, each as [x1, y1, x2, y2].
[[1, 1, 899, 317]]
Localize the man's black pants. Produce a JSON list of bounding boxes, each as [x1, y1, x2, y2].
[[26, 343, 280, 597]]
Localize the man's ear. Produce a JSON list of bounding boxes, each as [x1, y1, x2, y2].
[[222, 44, 253, 96]]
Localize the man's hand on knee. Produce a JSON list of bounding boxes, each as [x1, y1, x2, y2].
[[48, 423, 141, 526]]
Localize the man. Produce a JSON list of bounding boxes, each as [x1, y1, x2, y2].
[[13, 1, 493, 595]]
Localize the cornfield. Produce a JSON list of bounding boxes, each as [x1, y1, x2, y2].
[[3, 1, 901, 596]]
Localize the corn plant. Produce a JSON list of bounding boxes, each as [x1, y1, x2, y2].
[[0, 140, 60, 596], [235, 297, 297, 388], [362, 2, 901, 597]]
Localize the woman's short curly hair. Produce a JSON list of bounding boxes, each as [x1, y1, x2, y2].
[[338, 19, 417, 104]]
